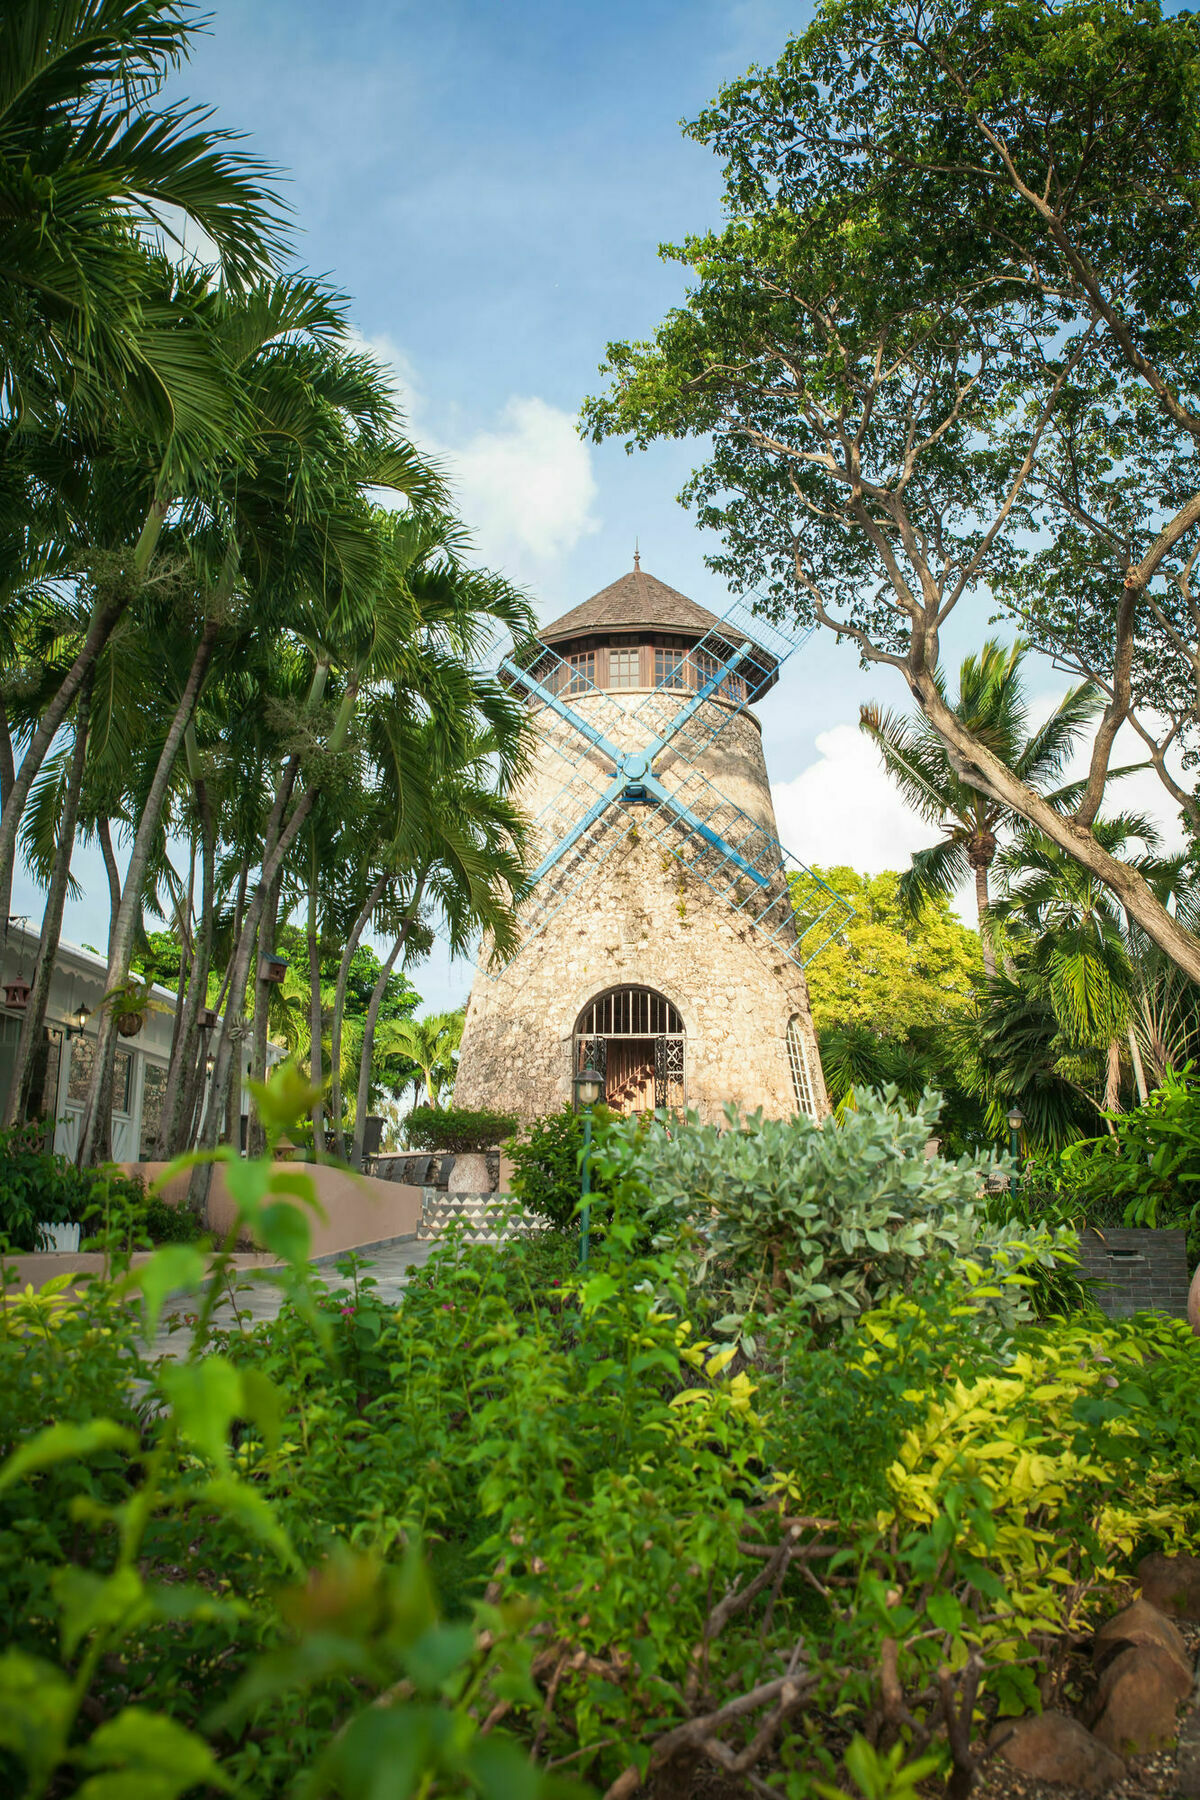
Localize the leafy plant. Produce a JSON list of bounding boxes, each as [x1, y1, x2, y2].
[[0, 1125, 147, 1251], [507, 1104, 621, 1229], [1053, 1065, 1200, 1260], [596, 1087, 1076, 1350], [0, 1066, 574, 1800], [403, 1105, 518, 1155]]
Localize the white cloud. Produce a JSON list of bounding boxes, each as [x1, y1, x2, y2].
[[772, 723, 943, 875], [443, 396, 599, 574], [772, 702, 1192, 936], [356, 332, 599, 583]]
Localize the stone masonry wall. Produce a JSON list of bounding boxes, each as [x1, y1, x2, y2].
[[455, 685, 827, 1124]]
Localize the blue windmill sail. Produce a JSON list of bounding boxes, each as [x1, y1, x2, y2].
[[480, 584, 854, 978]]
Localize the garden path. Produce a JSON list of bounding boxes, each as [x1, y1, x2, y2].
[[153, 1237, 434, 1359]]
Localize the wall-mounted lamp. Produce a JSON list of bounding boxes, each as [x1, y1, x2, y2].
[[65, 1004, 92, 1040]]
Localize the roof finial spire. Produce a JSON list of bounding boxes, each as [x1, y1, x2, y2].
[[633, 539, 640, 572]]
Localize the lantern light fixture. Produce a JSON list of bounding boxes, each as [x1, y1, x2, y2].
[[573, 1064, 604, 1111]]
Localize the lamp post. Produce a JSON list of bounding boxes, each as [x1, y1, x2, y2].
[[1006, 1105, 1024, 1201], [573, 1063, 604, 1267]]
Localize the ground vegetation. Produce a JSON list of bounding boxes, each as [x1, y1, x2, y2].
[[1, 1071, 1198, 1800]]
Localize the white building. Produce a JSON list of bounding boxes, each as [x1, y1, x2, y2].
[[0, 924, 279, 1161]]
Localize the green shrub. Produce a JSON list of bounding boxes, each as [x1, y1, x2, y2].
[[1002, 1067, 1200, 1266], [507, 1103, 622, 1228], [0, 1124, 99, 1249], [403, 1104, 517, 1154], [595, 1086, 1076, 1350], [3, 1079, 1200, 1799]]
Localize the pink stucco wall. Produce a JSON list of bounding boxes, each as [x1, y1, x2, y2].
[[128, 1161, 422, 1258]]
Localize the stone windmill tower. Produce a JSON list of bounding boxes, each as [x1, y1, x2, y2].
[[454, 559, 850, 1125]]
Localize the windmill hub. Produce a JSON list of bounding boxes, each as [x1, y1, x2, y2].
[[620, 752, 651, 782]]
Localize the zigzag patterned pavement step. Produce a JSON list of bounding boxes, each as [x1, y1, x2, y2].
[[416, 1193, 540, 1244]]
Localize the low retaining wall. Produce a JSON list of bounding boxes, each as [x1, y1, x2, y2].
[[1075, 1227, 1191, 1320], [126, 1161, 422, 1260], [3, 1248, 276, 1300]]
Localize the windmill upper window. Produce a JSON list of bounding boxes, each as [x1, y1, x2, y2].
[[609, 647, 639, 688], [654, 648, 686, 690], [566, 651, 595, 694]]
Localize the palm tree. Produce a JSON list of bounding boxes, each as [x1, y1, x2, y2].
[[1, 0, 286, 423], [993, 815, 1182, 1111], [75, 297, 444, 1166], [861, 640, 1101, 977], [386, 1012, 467, 1114]]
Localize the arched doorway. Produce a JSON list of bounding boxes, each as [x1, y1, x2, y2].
[[574, 986, 685, 1114]]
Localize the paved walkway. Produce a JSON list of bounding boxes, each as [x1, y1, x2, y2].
[[154, 1236, 434, 1357]]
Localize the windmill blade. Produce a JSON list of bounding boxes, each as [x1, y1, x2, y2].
[[500, 639, 630, 873], [634, 765, 853, 970], [629, 597, 807, 766]]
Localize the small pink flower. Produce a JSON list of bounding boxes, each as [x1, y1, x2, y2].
[[340, 1305, 356, 1317]]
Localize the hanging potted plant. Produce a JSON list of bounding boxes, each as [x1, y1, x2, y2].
[[104, 977, 169, 1039]]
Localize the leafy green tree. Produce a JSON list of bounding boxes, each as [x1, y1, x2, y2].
[[992, 814, 1180, 1110], [799, 867, 986, 1146], [804, 867, 980, 1038], [384, 1011, 465, 1114], [582, 0, 1200, 985], [861, 642, 1101, 975], [0, 0, 285, 422]]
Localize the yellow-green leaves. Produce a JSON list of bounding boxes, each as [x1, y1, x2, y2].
[[76, 1708, 231, 1799], [158, 1354, 283, 1470], [0, 1419, 135, 1496]]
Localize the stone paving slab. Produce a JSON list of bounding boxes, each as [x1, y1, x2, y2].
[[154, 1237, 434, 1359]]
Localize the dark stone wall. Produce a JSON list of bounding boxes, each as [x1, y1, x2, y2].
[[1074, 1227, 1191, 1320]]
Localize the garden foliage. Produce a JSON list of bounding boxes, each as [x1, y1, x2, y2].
[[506, 1104, 622, 1229], [597, 1088, 1075, 1350], [1, 1074, 1198, 1798], [0, 1125, 153, 1251], [403, 1106, 518, 1155]]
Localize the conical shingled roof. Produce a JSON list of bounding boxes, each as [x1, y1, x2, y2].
[[539, 563, 728, 647]]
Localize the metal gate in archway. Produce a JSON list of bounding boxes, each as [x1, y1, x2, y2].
[[574, 985, 685, 1113]]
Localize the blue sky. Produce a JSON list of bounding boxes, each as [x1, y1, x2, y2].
[[17, 0, 1182, 1009]]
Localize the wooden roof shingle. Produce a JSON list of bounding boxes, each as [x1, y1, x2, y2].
[[540, 563, 729, 647]]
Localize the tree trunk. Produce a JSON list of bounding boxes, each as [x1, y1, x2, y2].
[[918, 679, 1200, 984], [1127, 1025, 1149, 1108], [0, 696, 14, 813], [247, 873, 282, 1158], [0, 485, 170, 934], [329, 871, 389, 1160], [187, 790, 316, 1215], [209, 857, 248, 1022], [97, 819, 122, 944], [973, 861, 996, 980], [1105, 1039, 1123, 1113], [157, 782, 215, 1156], [76, 620, 219, 1166], [308, 852, 325, 1153], [4, 673, 93, 1124], [350, 880, 425, 1170]]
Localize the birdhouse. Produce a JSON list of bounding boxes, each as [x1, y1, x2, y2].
[[198, 1007, 219, 1031], [259, 954, 288, 984], [3, 977, 31, 1011]]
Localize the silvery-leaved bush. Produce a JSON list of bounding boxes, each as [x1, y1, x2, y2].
[[601, 1086, 1075, 1350]]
